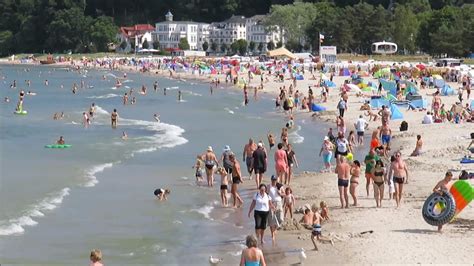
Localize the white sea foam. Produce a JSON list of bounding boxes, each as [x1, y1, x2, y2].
[[224, 107, 234, 114], [0, 187, 70, 236], [184, 90, 202, 97], [83, 163, 114, 187], [122, 79, 133, 83], [87, 93, 120, 99], [288, 125, 304, 144], [191, 201, 219, 221]]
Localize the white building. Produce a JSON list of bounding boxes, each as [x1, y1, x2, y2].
[[116, 24, 155, 53], [208, 15, 283, 53], [153, 11, 210, 51]]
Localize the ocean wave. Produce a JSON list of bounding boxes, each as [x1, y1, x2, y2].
[[83, 163, 114, 187], [191, 201, 219, 221], [288, 125, 304, 144], [183, 90, 202, 97], [87, 93, 120, 99], [0, 188, 70, 236], [224, 107, 234, 114]]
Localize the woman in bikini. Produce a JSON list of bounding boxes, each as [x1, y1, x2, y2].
[[203, 146, 218, 187], [371, 160, 386, 208], [350, 160, 361, 206], [432, 91, 442, 119]]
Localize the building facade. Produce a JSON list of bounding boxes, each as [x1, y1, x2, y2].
[[153, 11, 210, 51], [116, 24, 155, 53], [208, 14, 282, 53]]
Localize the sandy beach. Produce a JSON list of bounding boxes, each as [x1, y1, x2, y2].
[[2, 57, 473, 264]]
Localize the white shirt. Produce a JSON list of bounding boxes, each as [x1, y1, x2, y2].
[[336, 138, 348, 153], [355, 118, 367, 132], [422, 114, 433, 124], [268, 185, 282, 203], [254, 192, 270, 212]]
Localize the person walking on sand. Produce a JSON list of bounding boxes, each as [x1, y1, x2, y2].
[[267, 175, 284, 245], [319, 136, 334, 172], [380, 123, 392, 157], [354, 115, 368, 146], [274, 143, 288, 184], [248, 184, 274, 245], [336, 156, 350, 208], [240, 235, 267, 266], [378, 105, 391, 125], [371, 160, 386, 208], [350, 160, 361, 206], [432, 171, 453, 232], [203, 146, 218, 187], [364, 149, 379, 197], [390, 151, 409, 208], [111, 109, 118, 129], [252, 142, 267, 189], [243, 138, 257, 178], [230, 154, 244, 208]]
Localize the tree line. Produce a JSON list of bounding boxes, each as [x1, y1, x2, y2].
[[0, 0, 472, 56]]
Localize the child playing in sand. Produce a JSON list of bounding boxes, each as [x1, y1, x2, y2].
[[320, 201, 330, 221], [216, 167, 229, 207], [283, 187, 296, 219], [89, 249, 103, 266], [154, 188, 171, 201], [432, 171, 453, 232], [192, 155, 204, 183], [310, 206, 334, 251], [300, 208, 313, 228]]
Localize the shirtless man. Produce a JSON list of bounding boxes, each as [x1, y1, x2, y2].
[[335, 156, 350, 208], [123, 93, 128, 105], [390, 151, 409, 208], [243, 138, 257, 178], [153, 81, 158, 92], [432, 91, 442, 119], [379, 124, 392, 157], [111, 109, 118, 129], [378, 105, 391, 125], [57, 136, 65, 145], [432, 171, 453, 232]]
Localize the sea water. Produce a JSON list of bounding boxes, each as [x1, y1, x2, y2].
[[0, 65, 360, 264]]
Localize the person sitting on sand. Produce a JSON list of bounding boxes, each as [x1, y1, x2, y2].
[[300, 208, 313, 228], [410, 135, 423, 156], [57, 136, 65, 145], [89, 249, 104, 266], [319, 201, 330, 221], [154, 188, 171, 201], [432, 171, 453, 232]]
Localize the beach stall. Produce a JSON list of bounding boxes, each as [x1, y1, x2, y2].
[[267, 47, 297, 59]]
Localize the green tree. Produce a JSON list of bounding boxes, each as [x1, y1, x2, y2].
[[220, 43, 228, 53], [267, 41, 275, 50], [178, 37, 190, 50], [142, 39, 150, 49], [202, 41, 209, 51], [0, 30, 13, 55], [46, 8, 93, 52], [237, 39, 248, 55], [89, 16, 117, 52], [258, 42, 264, 52], [392, 5, 419, 54], [153, 41, 160, 49], [120, 40, 127, 50], [249, 41, 256, 52]]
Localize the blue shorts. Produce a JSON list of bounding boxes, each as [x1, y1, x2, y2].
[[381, 135, 391, 145], [323, 152, 332, 163]]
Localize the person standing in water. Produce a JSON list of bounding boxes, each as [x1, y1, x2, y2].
[[252, 142, 267, 189], [203, 146, 218, 187], [89, 103, 96, 119], [111, 109, 118, 129], [153, 81, 158, 92], [230, 154, 244, 208], [178, 90, 182, 102], [243, 138, 257, 179]]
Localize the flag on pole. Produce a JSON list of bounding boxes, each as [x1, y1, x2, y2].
[[319, 33, 325, 43]]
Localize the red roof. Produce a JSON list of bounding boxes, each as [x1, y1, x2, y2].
[[120, 24, 155, 38]]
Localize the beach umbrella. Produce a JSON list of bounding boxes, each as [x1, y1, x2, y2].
[[416, 64, 426, 70]]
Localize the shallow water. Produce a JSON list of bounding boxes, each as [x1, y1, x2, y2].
[[0, 65, 366, 264]]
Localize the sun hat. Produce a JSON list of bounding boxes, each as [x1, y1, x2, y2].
[[207, 146, 213, 152], [324, 136, 329, 141], [223, 145, 231, 151], [258, 142, 263, 147]]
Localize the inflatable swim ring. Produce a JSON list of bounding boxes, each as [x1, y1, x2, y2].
[[45, 144, 72, 149], [14, 110, 28, 115], [422, 191, 456, 226]]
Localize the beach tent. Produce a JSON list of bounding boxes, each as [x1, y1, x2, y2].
[[339, 68, 351, 76], [441, 85, 455, 96], [267, 47, 297, 59], [379, 79, 397, 95], [409, 99, 428, 109], [311, 103, 326, 112], [295, 74, 304, 80], [374, 67, 391, 78], [433, 75, 445, 88], [324, 80, 336, 87], [390, 104, 403, 120], [370, 98, 390, 109], [470, 100, 474, 109]]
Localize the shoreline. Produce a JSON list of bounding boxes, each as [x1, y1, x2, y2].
[[2, 58, 473, 264]]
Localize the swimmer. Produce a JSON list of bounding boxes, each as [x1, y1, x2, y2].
[[154, 113, 160, 123], [130, 96, 136, 105], [123, 93, 128, 105], [111, 109, 118, 128], [27, 91, 36, 96], [44, 80, 48, 86], [141, 85, 147, 95], [121, 131, 128, 140], [178, 90, 182, 102], [153, 81, 158, 92], [90, 249, 103, 266], [57, 136, 65, 145], [53, 113, 58, 120], [83, 112, 90, 127], [89, 103, 96, 118], [154, 188, 171, 201], [4, 97, 9, 103]]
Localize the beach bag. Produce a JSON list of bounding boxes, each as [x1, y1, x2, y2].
[[400, 121, 408, 131]]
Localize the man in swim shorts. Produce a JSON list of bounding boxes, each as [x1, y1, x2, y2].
[[390, 151, 409, 208], [243, 138, 257, 178], [380, 124, 392, 157], [252, 142, 267, 188]]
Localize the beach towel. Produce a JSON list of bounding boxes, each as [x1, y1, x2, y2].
[[311, 104, 326, 112]]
